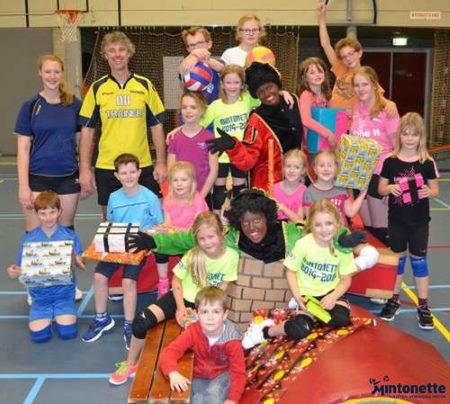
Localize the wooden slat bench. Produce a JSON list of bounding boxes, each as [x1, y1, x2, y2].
[[128, 319, 194, 404]]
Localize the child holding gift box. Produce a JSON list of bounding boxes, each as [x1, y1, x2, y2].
[[303, 150, 379, 272], [298, 57, 336, 148], [109, 211, 239, 386], [350, 66, 400, 244], [378, 113, 439, 329], [82, 153, 163, 349], [7, 191, 85, 343], [159, 286, 245, 404], [242, 200, 355, 349]]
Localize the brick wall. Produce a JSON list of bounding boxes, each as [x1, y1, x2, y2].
[[226, 253, 292, 330]]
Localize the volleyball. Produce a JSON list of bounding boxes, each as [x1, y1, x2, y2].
[[245, 46, 276, 67], [182, 62, 213, 92]]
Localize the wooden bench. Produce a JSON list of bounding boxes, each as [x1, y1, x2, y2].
[[128, 319, 194, 404]]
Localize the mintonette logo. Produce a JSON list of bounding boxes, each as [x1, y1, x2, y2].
[[369, 376, 447, 400]]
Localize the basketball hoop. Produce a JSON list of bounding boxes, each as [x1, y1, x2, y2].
[[55, 9, 82, 43]]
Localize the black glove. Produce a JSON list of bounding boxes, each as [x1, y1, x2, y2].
[[338, 230, 367, 248], [126, 231, 156, 252], [205, 128, 236, 155], [132, 307, 154, 339]]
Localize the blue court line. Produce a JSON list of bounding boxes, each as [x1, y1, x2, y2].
[[77, 285, 94, 316], [0, 373, 110, 379], [23, 376, 45, 404], [0, 314, 124, 320], [434, 197, 450, 209]]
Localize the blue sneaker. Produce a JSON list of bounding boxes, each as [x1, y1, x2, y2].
[[81, 314, 115, 342], [123, 323, 132, 350]]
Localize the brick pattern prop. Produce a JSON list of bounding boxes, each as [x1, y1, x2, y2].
[[335, 135, 381, 190], [19, 241, 74, 287], [226, 253, 293, 331], [306, 107, 349, 153]]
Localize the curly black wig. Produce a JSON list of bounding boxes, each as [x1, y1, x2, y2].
[[224, 189, 278, 230]]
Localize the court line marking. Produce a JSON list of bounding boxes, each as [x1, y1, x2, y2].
[[434, 198, 450, 209], [77, 285, 94, 316], [0, 373, 111, 379], [23, 376, 45, 404], [401, 281, 450, 342], [0, 314, 124, 320]]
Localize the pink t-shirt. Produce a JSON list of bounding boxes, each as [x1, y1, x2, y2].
[[350, 103, 399, 175], [299, 90, 330, 140], [162, 192, 208, 230], [273, 182, 307, 221], [168, 128, 214, 191]]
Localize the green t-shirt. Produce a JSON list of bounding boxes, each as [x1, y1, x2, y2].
[[202, 91, 260, 163], [283, 233, 356, 297], [174, 246, 239, 303]]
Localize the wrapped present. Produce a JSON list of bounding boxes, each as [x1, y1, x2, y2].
[[335, 135, 381, 190], [93, 222, 139, 253], [306, 107, 349, 153], [396, 173, 426, 204], [19, 240, 73, 287], [82, 243, 147, 265]]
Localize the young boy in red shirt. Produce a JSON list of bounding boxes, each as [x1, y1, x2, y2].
[[159, 286, 245, 404]]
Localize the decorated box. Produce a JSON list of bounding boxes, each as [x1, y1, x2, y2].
[[306, 107, 349, 153], [396, 173, 426, 204], [335, 135, 381, 190], [93, 222, 140, 253], [19, 240, 73, 287]]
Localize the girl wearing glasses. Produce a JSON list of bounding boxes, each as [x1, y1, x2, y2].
[[222, 14, 266, 67]]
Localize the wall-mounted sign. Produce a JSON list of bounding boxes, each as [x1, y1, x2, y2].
[[410, 11, 442, 20]]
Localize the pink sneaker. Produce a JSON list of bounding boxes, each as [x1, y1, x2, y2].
[[157, 277, 170, 299], [109, 361, 138, 385]]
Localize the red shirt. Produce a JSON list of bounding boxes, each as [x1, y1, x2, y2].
[[159, 320, 246, 402]]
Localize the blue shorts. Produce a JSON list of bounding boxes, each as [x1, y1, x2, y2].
[[29, 284, 77, 322], [95, 261, 142, 281], [29, 171, 81, 194]]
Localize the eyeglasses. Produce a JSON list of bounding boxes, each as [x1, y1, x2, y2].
[[239, 28, 260, 35], [186, 40, 207, 50]]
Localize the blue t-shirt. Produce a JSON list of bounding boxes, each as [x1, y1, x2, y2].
[[107, 186, 164, 230], [16, 225, 83, 299], [14, 94, 82, 176]]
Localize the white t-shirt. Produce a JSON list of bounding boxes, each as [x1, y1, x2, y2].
[[221, 46, 248, 66]]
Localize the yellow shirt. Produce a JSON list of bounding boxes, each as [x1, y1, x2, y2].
[[80, 74, 165, 169]]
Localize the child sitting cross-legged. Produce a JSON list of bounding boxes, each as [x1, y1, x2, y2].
[[159, 286, 246, 404], [7, 191, 85, 343]]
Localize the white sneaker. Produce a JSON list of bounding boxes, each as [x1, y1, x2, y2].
[[75, 287, 83, 301], [242, 319, 275, 349], [288, 297, 298, 310], [370, 298, 387, 305]]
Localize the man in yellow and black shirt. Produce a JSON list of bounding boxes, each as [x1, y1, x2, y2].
[[79, 31, 167, 215]]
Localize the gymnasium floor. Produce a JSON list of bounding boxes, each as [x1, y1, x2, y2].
[[0, 161, 448, 404]]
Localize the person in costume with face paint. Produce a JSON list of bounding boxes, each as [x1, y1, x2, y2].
[[127, 189, 365, 264], [206, 62, 303, 192]]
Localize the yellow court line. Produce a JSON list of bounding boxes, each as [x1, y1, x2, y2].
[[401, 281, 450, 342], [438, 178, 450, 182], [0, 180, 4, 184], [430, 207, 450, 211]]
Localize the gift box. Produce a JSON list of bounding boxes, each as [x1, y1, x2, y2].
[[306, 107, 349, 153], [19, 240, 74, 287], [82, 243, 147, 265], [93, 222, 139, 253], [335, 135, 381, 190], [396, 174, 426, 204]]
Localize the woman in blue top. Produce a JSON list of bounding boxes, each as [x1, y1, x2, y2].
[[14, 54, 82, 231]]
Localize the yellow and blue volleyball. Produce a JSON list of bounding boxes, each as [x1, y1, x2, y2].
[[182, 62, 213, 92]]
